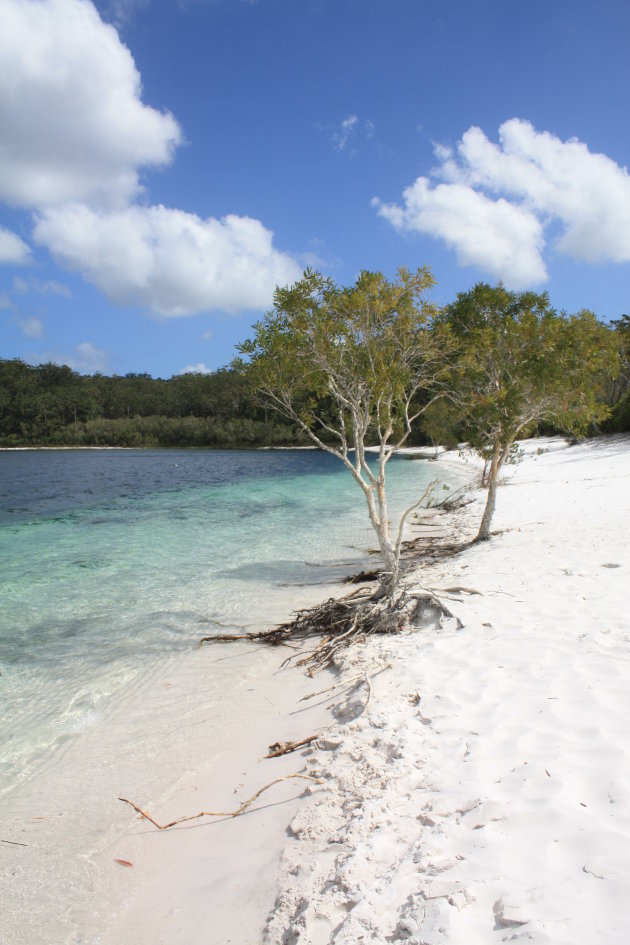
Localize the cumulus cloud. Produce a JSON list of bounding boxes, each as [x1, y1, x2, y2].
[[0, 0, 181, 210], [0, 226, 31, 264], [0, 0, 302, 317], [375, 119, 630, 287], [33, 204, 302, 315], [374, 182, 546, 287]]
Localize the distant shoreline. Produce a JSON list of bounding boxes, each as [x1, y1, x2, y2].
[[0, 444, 318, 451]]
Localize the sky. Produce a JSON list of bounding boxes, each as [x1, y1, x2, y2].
[[0, 0, 629, 379]]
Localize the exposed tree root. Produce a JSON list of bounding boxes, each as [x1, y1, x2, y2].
[[401, 535, 475, 565], [118, 773, 320, 830], [199, 583, 460, 674], [198, 491, 473, 672]]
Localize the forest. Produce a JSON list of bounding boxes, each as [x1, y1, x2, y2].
[[0, 360, 303, 447], [1, 284, 628, 450]]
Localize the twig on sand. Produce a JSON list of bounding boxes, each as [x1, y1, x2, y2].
[[1, 838, 27, 847], [265, 735, 320, 758], [299, 674, 363, 702], [118, 773, 320, 831]]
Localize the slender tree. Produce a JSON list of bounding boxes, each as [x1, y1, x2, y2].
[[435, 284, 619, 541], [237, 267, 449, 598]]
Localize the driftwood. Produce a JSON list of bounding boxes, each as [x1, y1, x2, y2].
[[265, 734, 320, 758], [342, 569, 380, 584], [119, 773, 320, 830]]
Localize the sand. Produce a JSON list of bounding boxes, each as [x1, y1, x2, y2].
[[3, 434, 629, 944], [265, 435, 630, 944]]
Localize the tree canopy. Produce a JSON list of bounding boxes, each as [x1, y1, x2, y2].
[[434, 283, 620, 539], [237, 266, 448, 595]]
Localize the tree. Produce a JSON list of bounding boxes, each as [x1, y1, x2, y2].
[[604, 315, 630, 429], [436, 283, 620, 541], [237, 267, 448, 599]]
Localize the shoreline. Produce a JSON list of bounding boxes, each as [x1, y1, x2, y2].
[[3, 435, 629, 944]]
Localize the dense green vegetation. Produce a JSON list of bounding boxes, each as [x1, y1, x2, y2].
[[0, 281, 627, 451], [429, 284, 620, 539], [0, 360, 302, 447]]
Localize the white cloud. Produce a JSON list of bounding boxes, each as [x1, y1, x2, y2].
[[375, 119, 630, 287], [330, 115, 375, 154], [33, 204, 302, 316], [0, 0, 302, 317], [66, 341, 109, 373], [0, 226, 31, 264], [374, 182, 547, 288], [333, 115, 359, 152], [454, 120, 630, 264], [179, 362, 212, 374], [0, 0, 181, 209], [201, 329, 213, 341], [101, 0, 150, 27], [17, 315, 44, 339]]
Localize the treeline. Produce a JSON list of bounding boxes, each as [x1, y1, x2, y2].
[[604, 315, 630, 430], [1, 313, 628, 449], [0, 361, 304, 447]]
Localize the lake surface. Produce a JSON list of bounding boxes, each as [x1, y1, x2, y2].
[[0, 448, 461, 796]]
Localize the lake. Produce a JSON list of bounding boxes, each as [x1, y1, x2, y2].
[[0, 447, 460, 796]]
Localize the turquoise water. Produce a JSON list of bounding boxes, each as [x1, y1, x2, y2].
[[0, 448, 459, 794]]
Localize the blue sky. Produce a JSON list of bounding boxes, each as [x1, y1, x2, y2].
[[1, 0, 629, 378]]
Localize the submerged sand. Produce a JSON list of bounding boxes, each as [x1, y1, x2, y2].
[[2, 435, 629, 944]]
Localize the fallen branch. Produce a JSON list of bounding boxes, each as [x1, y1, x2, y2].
[[265, 734, 320, 758], [198, 628, 277, 647], [119, 773, 321, 830]]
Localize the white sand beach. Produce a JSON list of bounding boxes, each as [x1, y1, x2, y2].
[[3, 435, 629, 944], [263, 435, 630, 944]]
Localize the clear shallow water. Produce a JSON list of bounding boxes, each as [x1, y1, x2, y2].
[[0, 448, 460, 795]]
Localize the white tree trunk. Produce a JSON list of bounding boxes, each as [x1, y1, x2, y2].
[[477, 444, 501, 541]]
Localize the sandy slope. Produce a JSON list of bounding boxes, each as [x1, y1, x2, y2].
[[264, 436, 630, 944]]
